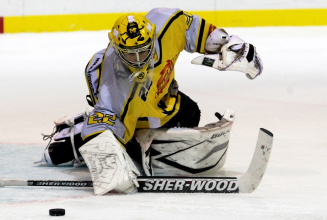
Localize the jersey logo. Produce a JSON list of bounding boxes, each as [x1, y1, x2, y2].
[[156, 54, 178, 98], [87, 112, 117, 126]]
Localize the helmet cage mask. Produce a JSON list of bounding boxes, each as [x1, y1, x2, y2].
[[114, 36, 156, 70]]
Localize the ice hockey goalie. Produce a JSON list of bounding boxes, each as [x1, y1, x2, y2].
[[36, 7, 263, 195]]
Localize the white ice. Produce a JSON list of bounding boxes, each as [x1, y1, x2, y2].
[[0, 26, 327, 220]]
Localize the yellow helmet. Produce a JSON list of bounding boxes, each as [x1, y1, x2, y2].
[[109, 14, 156, 81]]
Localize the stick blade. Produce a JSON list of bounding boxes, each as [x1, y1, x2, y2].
[[238, 128, 273, 193]]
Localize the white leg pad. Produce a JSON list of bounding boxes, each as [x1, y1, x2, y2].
[[79, 130, 140, 195]]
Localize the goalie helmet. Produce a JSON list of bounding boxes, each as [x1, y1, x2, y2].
[[109, 14, 156, 81]]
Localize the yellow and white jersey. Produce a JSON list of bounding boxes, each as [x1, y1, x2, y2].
[[82, 8, 215, 146]]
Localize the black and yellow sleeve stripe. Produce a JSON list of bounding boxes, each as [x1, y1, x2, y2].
[[195, 19, 213, 54]]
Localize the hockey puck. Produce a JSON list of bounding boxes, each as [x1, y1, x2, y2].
[[49, 208, 65, 216]]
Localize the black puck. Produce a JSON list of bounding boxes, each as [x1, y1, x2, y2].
[[49, 208, 65, 216]]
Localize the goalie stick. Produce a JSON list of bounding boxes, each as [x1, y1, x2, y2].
[[0, 128, 273, 193]]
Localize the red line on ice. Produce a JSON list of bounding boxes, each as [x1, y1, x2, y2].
[[0, 17, 3, 33]]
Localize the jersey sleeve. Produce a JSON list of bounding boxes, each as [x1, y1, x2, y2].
[[183, 11, 216, 54], [84, 48, 107, 106]]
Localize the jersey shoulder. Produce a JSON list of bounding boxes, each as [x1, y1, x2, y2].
[[146, 8, 184, 36]]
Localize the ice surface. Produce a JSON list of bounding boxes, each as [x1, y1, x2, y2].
[[0, 26, 327, 219]]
